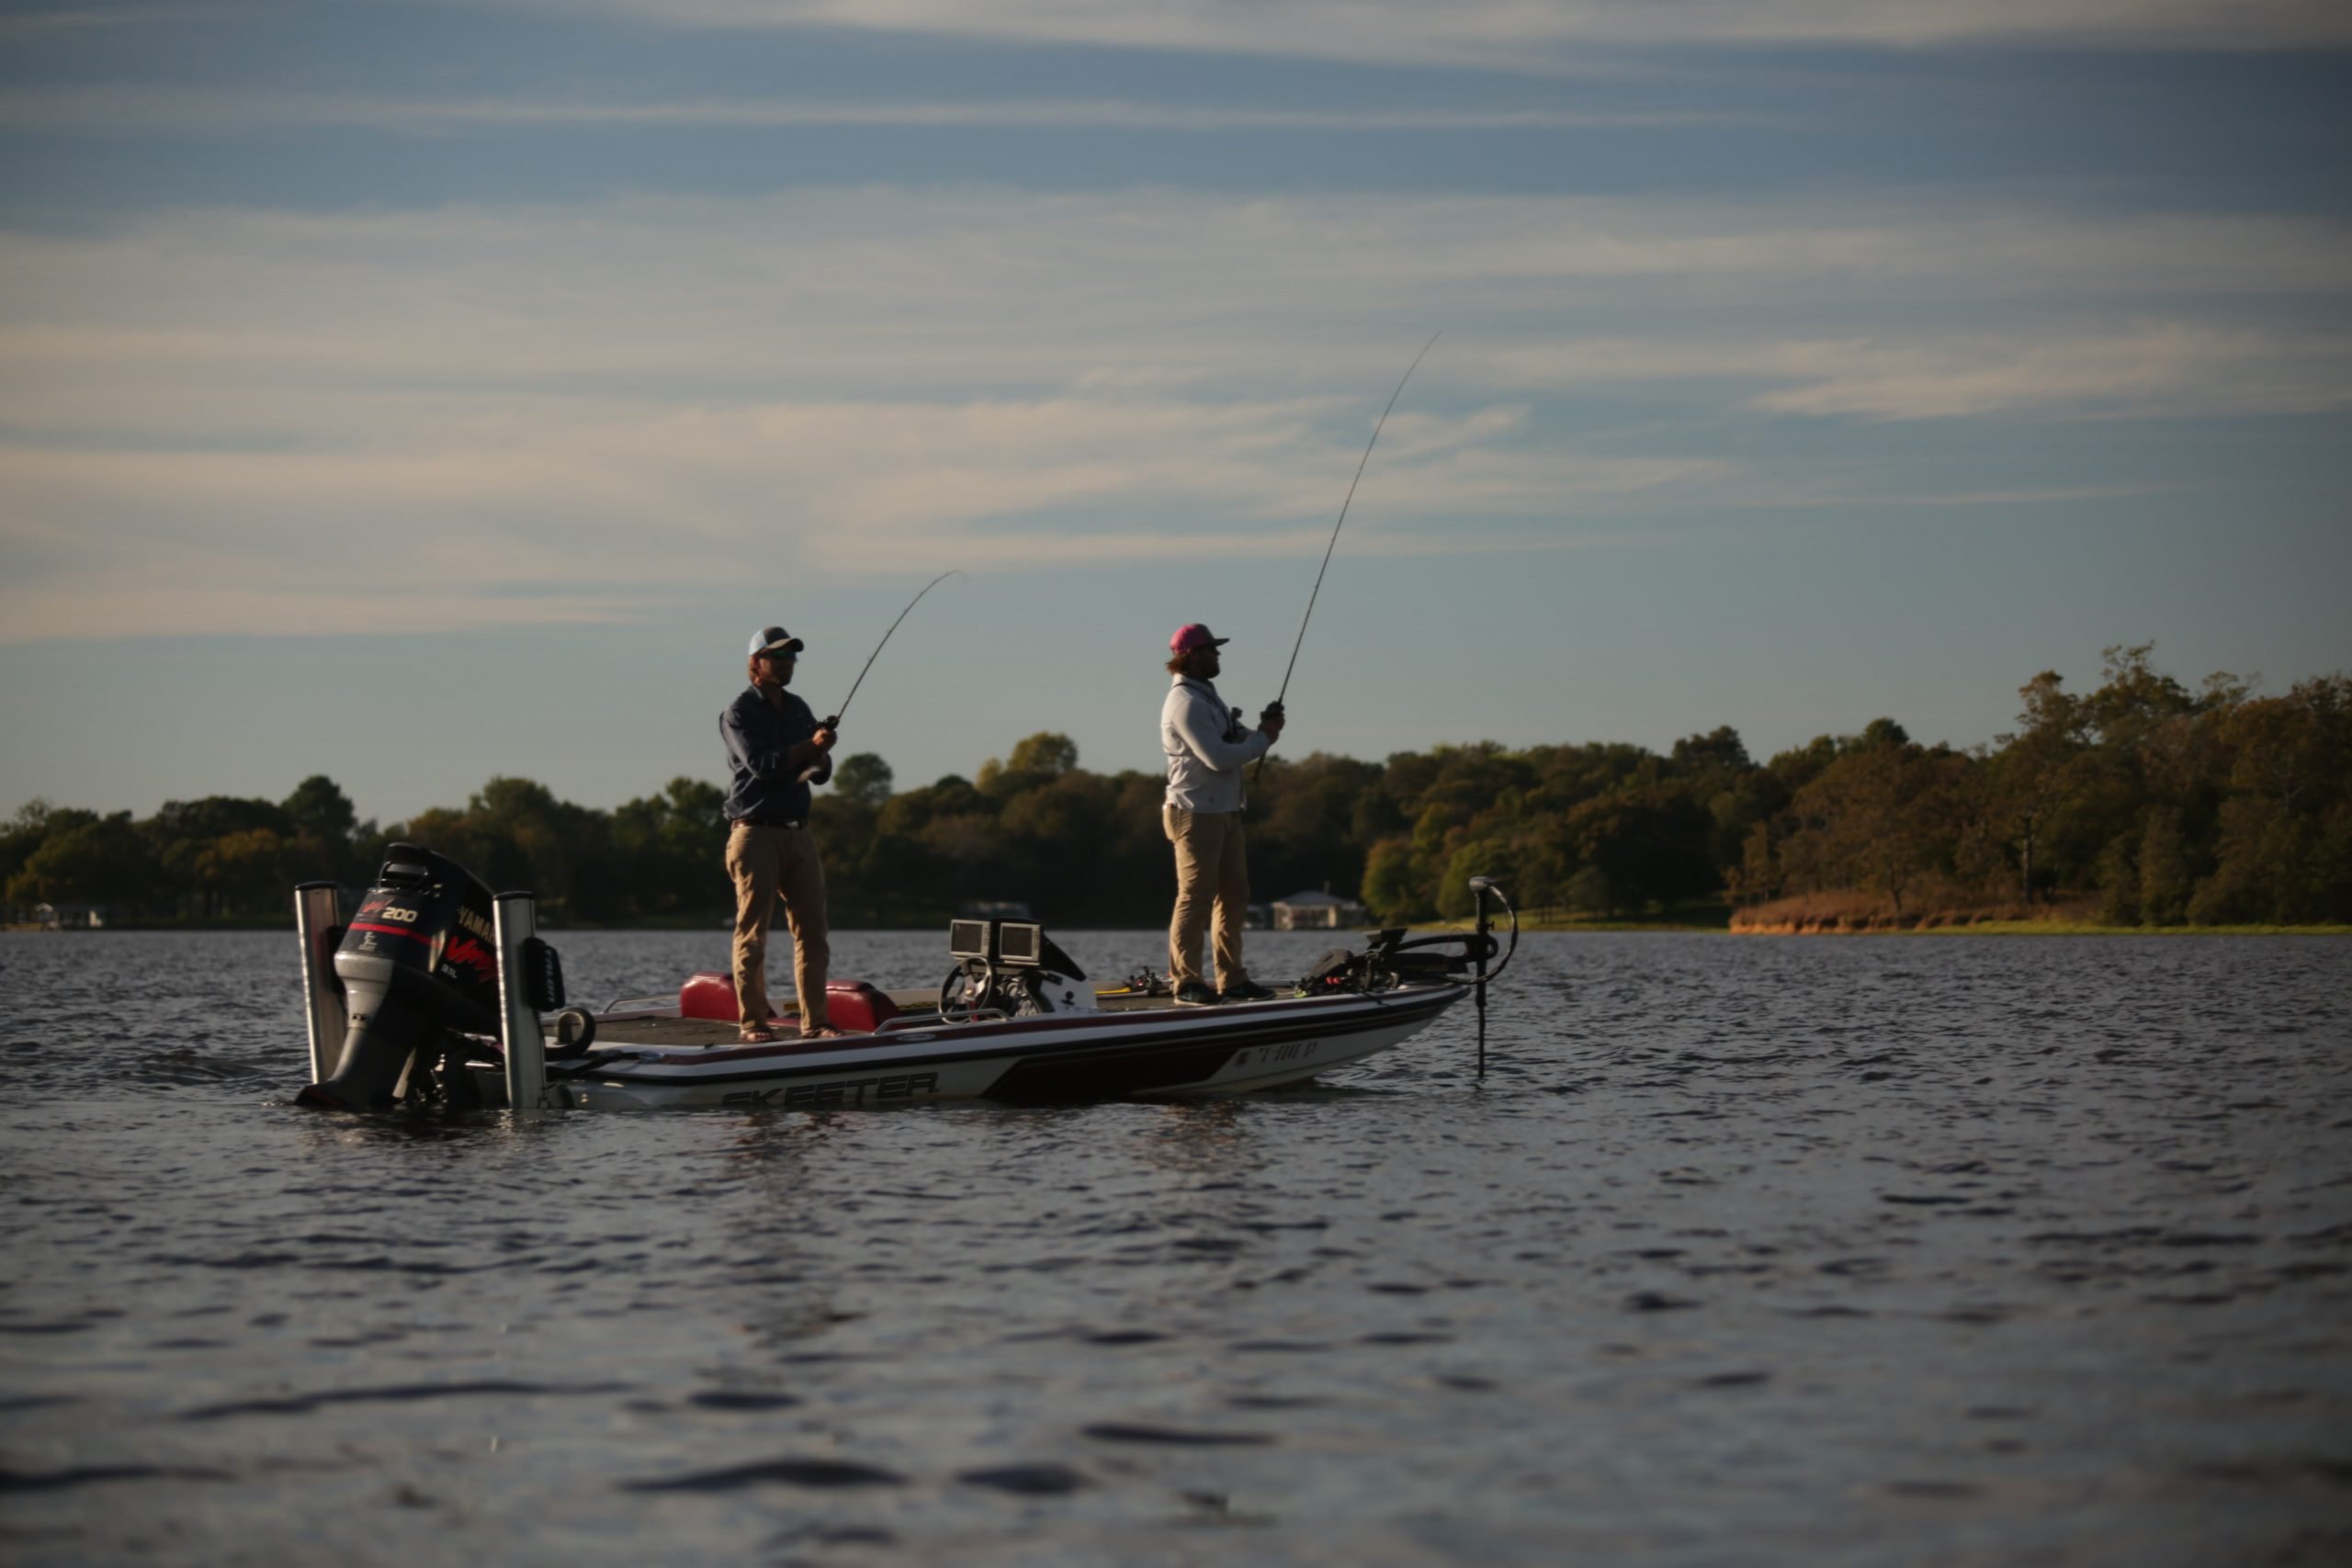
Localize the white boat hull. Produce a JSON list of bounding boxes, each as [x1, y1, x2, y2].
[[478, 985, 1467, 1111]]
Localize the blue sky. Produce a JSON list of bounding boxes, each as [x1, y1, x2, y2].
[[3, 0, 2348, 827]]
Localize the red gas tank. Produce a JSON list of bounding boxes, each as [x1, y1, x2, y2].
[[677, 971, 899, 1034]]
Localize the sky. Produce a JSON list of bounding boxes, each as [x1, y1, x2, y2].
[[3, 0, 2348, 828]]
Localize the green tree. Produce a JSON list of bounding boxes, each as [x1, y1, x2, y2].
[[1985, 671, 2086, 901], [1436, 839, 1510, 920], [6, 812, 154, 911], [195, 828, 296, 914], [1007, 732, 1079, 777], [978, 732, 1080, 796], [1566, 864, 1617, 917], [1361, 837, 1432, 923], [1251, 752, 1385, 904], [1781, 727, 1962, 916], [612, 776, 729, 919], [281, 774, 357, 845], [831, 752, 895, 808], [2137, 807, 2193, 925], [2, 801, 95, 899]]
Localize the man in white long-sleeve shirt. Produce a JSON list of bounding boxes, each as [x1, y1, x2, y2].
[[1160, 622, 1286, 1004]]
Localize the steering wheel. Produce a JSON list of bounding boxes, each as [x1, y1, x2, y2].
[[938, 957, 993, 1022]]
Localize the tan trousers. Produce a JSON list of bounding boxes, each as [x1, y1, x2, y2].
[[725, 823, 831, 1030], [1165, 806, 1250, 989]]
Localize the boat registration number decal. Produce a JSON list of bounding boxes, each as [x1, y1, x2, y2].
[[722, 1072, 939, 1109], [1234, 1039, 1323, 1069]]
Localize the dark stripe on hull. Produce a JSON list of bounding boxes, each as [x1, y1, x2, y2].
[[980, 1036, 1246, 1103]]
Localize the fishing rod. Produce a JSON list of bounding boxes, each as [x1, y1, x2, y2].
[[1254, 332, 1441, 775], [797, 570, 960, 782]]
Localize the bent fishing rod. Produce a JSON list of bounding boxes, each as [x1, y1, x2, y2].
[[797, 569, 960, 782], [1254, 332, 1441, 776]]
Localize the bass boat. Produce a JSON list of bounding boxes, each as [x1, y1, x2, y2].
[[290, 845, 1515, 1112]]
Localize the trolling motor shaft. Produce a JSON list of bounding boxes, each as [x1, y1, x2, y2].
[[1464, 875, 1519, 1080], [1471, 876, 1496, 1077]]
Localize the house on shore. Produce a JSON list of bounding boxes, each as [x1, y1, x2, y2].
[[1271, 889, 1366, 931]]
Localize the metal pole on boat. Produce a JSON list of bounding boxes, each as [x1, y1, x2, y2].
[[494, 892, 548, 1112], [1469, 875, 1496, 1080], [293, 881, 346, 1083]]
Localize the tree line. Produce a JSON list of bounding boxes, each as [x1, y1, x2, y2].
[[6, 646, 2346, 930]]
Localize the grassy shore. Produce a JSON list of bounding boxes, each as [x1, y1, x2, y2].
[[1417, 895, 2349, 937], [1728, 891, 2348, 935], [1510, 904, 1732, 932], [1878, 919, 2352, 936]]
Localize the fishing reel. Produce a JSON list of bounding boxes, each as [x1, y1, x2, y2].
[[937, 918, 1093, 1021]]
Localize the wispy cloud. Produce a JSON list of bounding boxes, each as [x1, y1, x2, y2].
[[1748, 325, 2352, 421], [0, 398, 1713, 641], [548, 0, 2352, 62], [1890, 482, 2188, 507], [5, 187, 2345, 642], [0, 6, 198, 42], [0, 85, 1751, 134], [1487, 323, 2352, 420]]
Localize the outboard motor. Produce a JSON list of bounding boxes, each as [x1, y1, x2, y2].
[[298, 843, 504, 1111]]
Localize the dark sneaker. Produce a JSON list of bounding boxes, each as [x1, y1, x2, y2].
[[1219, 980, 1278, 1002], [1173, 980, 1217, 1006]]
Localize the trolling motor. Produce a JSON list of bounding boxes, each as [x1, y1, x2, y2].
[[1295, 875, 1518, 1075], [1467, 876, 1515, 1077], [296, 844, 571, 1111], [939, 918, 1094, 1021]]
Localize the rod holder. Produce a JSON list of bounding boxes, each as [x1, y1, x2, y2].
[[293, 881, 345, 1084], [494, 892, 548, 1112]]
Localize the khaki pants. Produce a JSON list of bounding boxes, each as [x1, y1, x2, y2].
[[1165, 806, 1250, 989], [725, 823, 831, 1031]]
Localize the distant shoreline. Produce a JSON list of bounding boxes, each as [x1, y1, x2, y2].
[[1730, 919, 2351, 936], [1437, 901, 2352, 937], [13, 912, 2347, 939], [1728, 893, 2348, 935]]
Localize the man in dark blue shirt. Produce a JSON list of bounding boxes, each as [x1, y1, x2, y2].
[[722, 626, 841, 1042]]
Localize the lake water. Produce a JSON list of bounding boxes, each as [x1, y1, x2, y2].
[[3, 928, 2348, 1565]]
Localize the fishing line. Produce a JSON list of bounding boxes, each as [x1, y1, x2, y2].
[[1272, 332, 1441, 709], [1253, 333, 1440, 777]]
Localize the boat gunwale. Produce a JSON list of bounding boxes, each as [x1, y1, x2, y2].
[[547, 982, 1468, 1086]]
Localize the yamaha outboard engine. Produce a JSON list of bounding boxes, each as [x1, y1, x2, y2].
[[298, 843, 503, 1111]]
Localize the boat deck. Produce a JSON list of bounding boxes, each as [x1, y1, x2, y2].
[[560, 985, 1187, 1051]]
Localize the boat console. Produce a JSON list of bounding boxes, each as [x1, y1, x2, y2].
[[940, 917, 1095, 1021]]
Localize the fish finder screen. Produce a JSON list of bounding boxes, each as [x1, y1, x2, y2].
[[948, 919, 991, 960], [997, 922, 1043, 966]]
